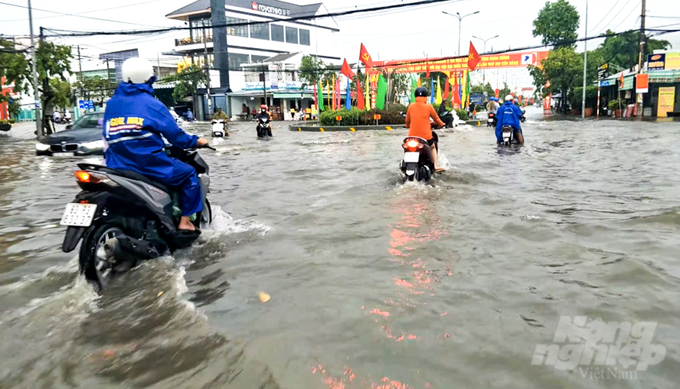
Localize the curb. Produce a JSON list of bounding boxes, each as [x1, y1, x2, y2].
[[290, 125, 404, 132]]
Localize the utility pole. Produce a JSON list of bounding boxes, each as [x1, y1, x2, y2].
[[77, 45, 84, 100], [28, 0, 41, 137], [637, 0, 646, 117], [581, 0, 588, 119], [202, 20, 212, 119]]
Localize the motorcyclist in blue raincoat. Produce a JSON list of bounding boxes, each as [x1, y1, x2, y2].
[[495, 95, 524, 145], [103, 58, 209, 233]]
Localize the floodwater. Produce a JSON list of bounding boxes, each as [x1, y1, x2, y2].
[[0, 108, 679, 388]]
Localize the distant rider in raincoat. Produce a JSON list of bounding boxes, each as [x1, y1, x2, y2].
[[103, 57, 209, 233], [495, 95, 524, 145]]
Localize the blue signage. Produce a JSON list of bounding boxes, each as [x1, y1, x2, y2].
[[78, 100, 94, 109], [600, 81, 610, 87], [647, 53, 666, 71]]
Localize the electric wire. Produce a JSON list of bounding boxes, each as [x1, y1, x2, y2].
[[0, 0, 168, 23]]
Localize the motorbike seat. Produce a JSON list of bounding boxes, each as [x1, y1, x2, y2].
[[76, 163, 171, 194]]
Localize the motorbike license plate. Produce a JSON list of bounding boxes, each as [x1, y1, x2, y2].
[[403, 152, 420, 163], [60, 203, 97, 227]]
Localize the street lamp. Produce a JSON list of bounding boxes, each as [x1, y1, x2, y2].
[[442, 11, 480, 56], [472, 34, 499, 83]]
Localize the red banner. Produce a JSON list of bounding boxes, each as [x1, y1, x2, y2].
[[375, 51, 549, 73]]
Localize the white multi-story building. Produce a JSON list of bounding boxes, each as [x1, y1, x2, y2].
[[166, 0, 340, 119]]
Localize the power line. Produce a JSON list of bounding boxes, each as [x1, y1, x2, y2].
[[610, 1, 642, 32], [41, 0, 458, 37], [594, 0, 632, 35], [589, 0, 621, 35], [0, 0, 167, 22], [0, 1, 165, 28]]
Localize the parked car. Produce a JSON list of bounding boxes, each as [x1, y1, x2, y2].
[[36, 112, 105, 156]]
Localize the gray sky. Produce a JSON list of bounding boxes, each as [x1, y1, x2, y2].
[[1, 0, 679, 89]]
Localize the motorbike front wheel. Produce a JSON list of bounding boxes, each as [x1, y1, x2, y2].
[[79, 221, 125, 292]]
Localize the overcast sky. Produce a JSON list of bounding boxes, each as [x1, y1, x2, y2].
[[1, 0, 679, 89]]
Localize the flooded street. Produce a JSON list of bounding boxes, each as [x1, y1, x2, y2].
[[1, 108, 679, 388]]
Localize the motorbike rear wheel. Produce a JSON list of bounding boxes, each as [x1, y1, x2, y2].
[[79, 221, 125, 292]]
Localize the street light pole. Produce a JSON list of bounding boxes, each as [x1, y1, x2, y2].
[[581, 0, 588, 119], [442, 11, 480, 56], [472, 34, 499, 83], [28, 0, 41, 137]]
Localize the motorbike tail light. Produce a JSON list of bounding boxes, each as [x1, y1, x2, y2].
[[75, 170, 100, 184], [405, 139, 422, 152]]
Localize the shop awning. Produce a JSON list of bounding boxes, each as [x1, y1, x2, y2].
[[648, 70, 680, 83], [273, 93, 315, 99]]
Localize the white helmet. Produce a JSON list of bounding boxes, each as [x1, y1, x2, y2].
[[122, 57, 154, 84], [505, 95, 514, 102]]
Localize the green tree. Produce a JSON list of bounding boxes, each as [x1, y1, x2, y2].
[[597, 29, 671, 70], [388, 73, 410, 104], [498, 83, 512, 100], [533, 0, 580, 47], [74, 76, 116, 106], [49, 78, 73, 109], [299, 55, 335, 90], [540, 47, 583, 112], [0, 38, 73, 136], [159, 65, 207, 114], [471, 82, 495, 97]]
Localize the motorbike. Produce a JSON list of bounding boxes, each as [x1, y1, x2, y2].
[[487, 112, 497, 127], [500, 125, 520, 146], [53, 116, 71, 124], [520, 109, 527, 123], [400, 136, 435, 182], [256, 116, 273, 138], [59, 145, 213, 291], [211, 120, 228, 137]]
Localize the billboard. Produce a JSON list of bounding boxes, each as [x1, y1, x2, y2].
[[647, 52, 680, 71], [376, 51, 550, 73]]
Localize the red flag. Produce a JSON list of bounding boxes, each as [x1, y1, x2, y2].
[[619, 73, 625, 87], [443, 77, 450, 99], [355, 75, 365, 110], [359, 43, 373, 68], [495, 89, 500, 98], [426, 57, 430, 78], [453, 72, 461, 106], [467, 42, 481, 71], [341, 59, 355, 79]]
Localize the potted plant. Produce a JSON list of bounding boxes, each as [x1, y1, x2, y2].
[[608, 100, 623, 118], [0, 119, 13, 132]]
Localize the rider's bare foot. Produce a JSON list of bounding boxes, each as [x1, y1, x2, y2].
[[178, 216, 196, 231], [435, 166, 447, 172]]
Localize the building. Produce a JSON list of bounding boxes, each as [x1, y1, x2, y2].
[[165, 0, 340, 119], [598, 51, 680, 118]]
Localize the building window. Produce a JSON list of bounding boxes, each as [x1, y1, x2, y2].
[[271, 24, 284, 42], [226, 17, 248, 37], [251, 55, 269, 63], [250, 23, 270, 40], [229, 53, 250, 71], [190, 18, 212, 43], [299, 29, 310, 46], [285, 27, 298, 44]]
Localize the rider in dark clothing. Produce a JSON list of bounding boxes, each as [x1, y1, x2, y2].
[[256, 105, 273, 137], [438, 103, 454, 128]]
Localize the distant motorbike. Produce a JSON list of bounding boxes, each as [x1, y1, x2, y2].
[[54, 117, 71, 124], [400, 136, 435, 182], [211, 120, 228, 137], [487, 112, 497, 127], [520, 109, 527, 123], [256, 116, 272, 138], [59, 145, 213, 291]]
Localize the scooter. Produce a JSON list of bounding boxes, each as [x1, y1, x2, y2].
[[59, 145, 213, 291], [520, 109, 527, 123], [211, 120, 228, 137], [256, 116, 272, 138], [487, 112, 497, 127], [400, 136, 435, 182], [500, 125, 522, 147]]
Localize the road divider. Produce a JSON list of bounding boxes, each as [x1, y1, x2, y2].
[[291, 125, 405, 132]]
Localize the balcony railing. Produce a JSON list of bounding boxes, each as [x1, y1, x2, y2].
[[175, 36, 213, 46]]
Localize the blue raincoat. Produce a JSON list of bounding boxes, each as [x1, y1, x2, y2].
[[495, 101, 524, 143], [103, 82, 202, 216]]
